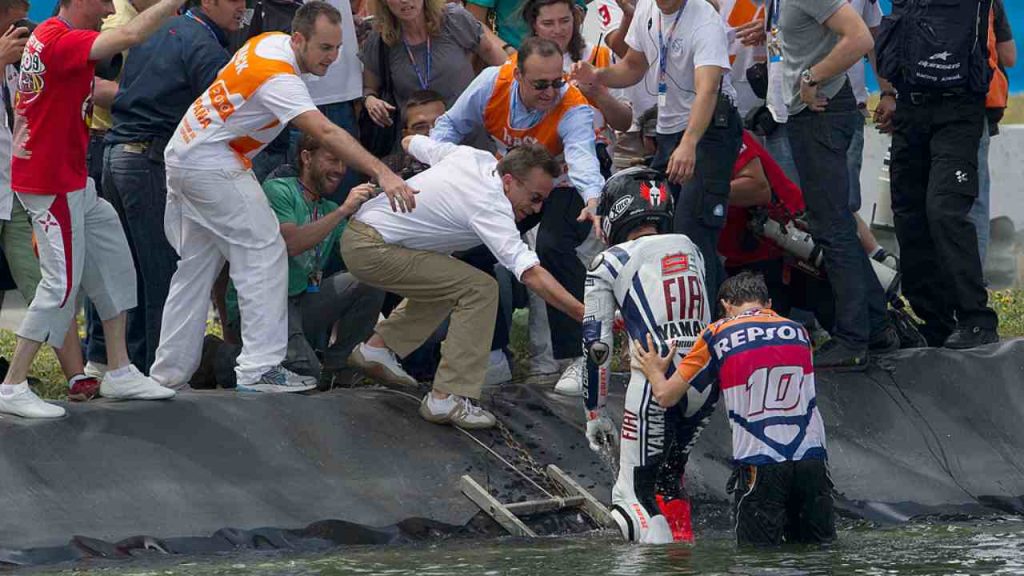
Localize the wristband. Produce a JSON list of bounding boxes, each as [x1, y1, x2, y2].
[[880, 89, 897, 99]]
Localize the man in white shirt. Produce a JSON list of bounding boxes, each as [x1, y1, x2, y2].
[[343, 135, 584, 429], [574, 0, 743, 309], [152, 2, 415, 393]]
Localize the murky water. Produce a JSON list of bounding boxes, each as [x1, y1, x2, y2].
[[30, 518, 1024, 576]]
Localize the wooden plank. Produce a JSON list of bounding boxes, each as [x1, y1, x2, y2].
[[505, 495, 586, 515], [459, 475, 538, 538], [546, 465, 615, 528]]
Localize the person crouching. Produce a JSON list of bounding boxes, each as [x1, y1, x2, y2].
[[634, 271, 835, 546]]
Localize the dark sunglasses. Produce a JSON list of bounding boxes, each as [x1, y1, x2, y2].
[[529, 77, 567, 91]]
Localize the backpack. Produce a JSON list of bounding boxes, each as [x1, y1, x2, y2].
[[876, 0, 991, 93]]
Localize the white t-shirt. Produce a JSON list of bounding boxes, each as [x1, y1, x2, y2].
[[0, 64, 16, 220], [354, 136, 541, 281], [166, 34, 317, 170], [302, 0, 362, 105], [718, 0, 768, 117], [847, 0, 882, 105], [625, 0, 737, 134]]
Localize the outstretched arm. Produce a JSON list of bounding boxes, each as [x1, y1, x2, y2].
[[293, 110, 418, 213], [88, 0, 186, 62]]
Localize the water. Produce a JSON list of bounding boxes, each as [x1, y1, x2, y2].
[[30, 518, 1024, 576]]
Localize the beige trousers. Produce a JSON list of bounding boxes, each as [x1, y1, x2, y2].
[[341, 219, 498, 399]]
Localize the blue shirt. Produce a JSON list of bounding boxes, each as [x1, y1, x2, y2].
[[106, 12, 230, 145], [430, 66, 605, 202]]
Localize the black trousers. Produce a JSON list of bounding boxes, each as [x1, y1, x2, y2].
[[533, 187, 591, 360], [889, 91, 998, 345], [652, 103, 743, 311], [731, 459, 836, 546], [787, 83, 888, 349]]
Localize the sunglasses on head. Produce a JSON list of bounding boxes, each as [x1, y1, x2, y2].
[[529, 77, 567, 91]]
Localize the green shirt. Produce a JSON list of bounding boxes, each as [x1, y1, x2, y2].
[[226, 177, 346, 322], [467, 0, 529, 49]]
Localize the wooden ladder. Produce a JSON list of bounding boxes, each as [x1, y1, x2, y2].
[[460, 465, 615, 538]]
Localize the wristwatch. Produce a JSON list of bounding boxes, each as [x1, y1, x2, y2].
[[800, 69, 819, 87]]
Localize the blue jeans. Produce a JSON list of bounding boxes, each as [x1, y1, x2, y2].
[[764, 124, 801, 187], [786, 83, 888, 348], [95, 143, 179, 372], [847, 111, 866, 212], [969, 116, 991, 264], [652, 103, 743, 310]]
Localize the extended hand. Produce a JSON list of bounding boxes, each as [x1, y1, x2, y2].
[[341, 183, 377, 216], [571, 60, 599, 87], [586, 411, 618, 453], [735, 18, 766, 47], [666, 138, 696, 184], [365, 95, 396, 128], [577, 197, 602, 238], [632, 333, 675, 383], [377, 169, 418, 213]]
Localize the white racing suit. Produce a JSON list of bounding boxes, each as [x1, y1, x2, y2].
[[583, 234, 718, 544]]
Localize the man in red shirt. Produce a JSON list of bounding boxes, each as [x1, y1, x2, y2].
[[0, 0, 194, 418]]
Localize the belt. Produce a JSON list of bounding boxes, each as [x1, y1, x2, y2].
[[121, 142, 151, 154], [89, 128, 107, 138], [904, 88, 972, 106]]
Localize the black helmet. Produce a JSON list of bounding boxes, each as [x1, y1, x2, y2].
[[597, 167, 674, 245]]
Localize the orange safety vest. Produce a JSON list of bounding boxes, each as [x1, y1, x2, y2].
[[986, 7, 1009, 110], [178, 32, 296, 169], [483, 60, 589, 157]]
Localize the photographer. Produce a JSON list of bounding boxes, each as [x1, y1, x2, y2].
[[875, 0, 999, 349]]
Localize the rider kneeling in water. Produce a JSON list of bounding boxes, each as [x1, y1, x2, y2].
[[582, 167, 717, 544], [634, 271, 836, 546]]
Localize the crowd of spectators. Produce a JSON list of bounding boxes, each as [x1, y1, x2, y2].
[[0, 0, 1012, 425]]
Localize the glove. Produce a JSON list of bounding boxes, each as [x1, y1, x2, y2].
[[586, 411, 618, 453]]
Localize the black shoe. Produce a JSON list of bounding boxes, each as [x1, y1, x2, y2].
[[814, 339, 868, 372], [868, 325, 900, 354], [943, 326, 999, 350]]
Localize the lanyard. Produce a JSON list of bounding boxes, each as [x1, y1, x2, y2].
[[299, 181, 326, 264], [657, 5, 684, 95], [402, 37, 431, 90], [185, 10, 219, 43]]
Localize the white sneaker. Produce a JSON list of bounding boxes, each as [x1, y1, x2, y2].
[[100, 366, 176, 400], [418, 393, 496, 429], [84, 361, 107, 380], [553, 357, 585, 397], [347, 343, 417, 387], [0, 383, 65, 418], [484, 349, 512, 386], [237, 365, 317, 393]]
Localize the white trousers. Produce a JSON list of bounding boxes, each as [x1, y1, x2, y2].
[[150, 167, 287, 388]]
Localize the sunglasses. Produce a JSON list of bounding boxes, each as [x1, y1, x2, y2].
[[529, 77, 567, 91]]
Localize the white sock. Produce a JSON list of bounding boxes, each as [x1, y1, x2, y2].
[[106, 365, 132, 379], [68, 373, 89, 388], [0, 381, 27, 397], [362, 343, 393, 360]]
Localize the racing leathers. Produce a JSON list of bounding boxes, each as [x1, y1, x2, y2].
[[583, 234, 718, 544]]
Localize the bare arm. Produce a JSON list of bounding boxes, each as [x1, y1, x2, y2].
[[606, 0, 635, 59], [93, 78, 118, 109], [521, 265, 584, 323], [997, 40, 1017, 68], [477, 26, 509, 66], [88, 0, 186, 63], [579, 83, 633, 131], [292, 110, 417, 212], [595, 48, 649, 88], [278, 185, 376, 256], [807, 4, 873, 83], [730, 157, 771, 207]]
